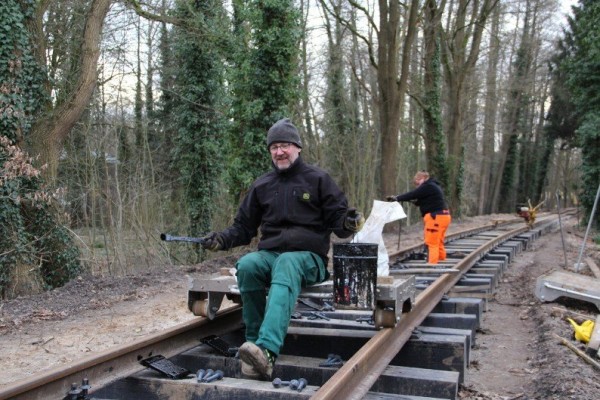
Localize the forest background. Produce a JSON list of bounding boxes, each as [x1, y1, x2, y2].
[[1, 0, 598, 300]]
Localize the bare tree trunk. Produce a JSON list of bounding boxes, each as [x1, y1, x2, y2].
[[377, 0, 401, 198], [490, 3, 524, 213], [533, 79, 550, 203], [493, 0, 542, 213], [27, 0, 112, 182], [378, 0, 419, 198], [355, 26, 379, 210], [298, 0, 319, 162], [479, 4, 501, 214], [463, 77, 481, 214], [517, 0, 550, 206], [441, 0, 496, 214], [406, 38, 423, 180]]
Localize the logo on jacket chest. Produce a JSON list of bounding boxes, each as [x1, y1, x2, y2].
[[290, 188, 311, 202]]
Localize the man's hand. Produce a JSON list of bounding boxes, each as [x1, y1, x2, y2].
[[201, 232, 224, 251], [344, 208, 365, 232], [385, 195, 397, 202]]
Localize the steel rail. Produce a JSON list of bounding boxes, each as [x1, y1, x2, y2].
[[312, 218, 558, 400], [0, 305, 243, 400]]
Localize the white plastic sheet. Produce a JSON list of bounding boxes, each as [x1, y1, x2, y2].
[[352, 200, 406, 276]]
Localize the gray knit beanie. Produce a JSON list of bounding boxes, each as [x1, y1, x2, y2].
[[266, 118, 302, 149]]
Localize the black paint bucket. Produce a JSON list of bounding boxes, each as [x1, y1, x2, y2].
[[333, 243, 378, 310]]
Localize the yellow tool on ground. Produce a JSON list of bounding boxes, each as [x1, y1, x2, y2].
[[567, 318, 595, 343]]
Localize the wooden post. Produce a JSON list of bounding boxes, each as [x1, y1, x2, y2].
[[553, 333, 600, 371]]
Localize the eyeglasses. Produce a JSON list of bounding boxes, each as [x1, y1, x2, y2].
[[269, 143, 293, 153]]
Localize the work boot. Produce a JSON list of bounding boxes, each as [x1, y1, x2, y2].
[[238, 342, 275, 380], [240, 359, 261, 379]]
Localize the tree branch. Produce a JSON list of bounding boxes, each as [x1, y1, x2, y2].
[[318, 0, 378, 69], [122, 0, 182, 26], [28, 0, 112, 180], [347, 0, 378, 34]]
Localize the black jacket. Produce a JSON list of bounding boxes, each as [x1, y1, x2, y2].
[[395, 178, 448, 217], [219, 157, 353, 260]]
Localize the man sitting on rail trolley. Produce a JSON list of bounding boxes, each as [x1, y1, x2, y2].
[[200, 118, 364, 380]]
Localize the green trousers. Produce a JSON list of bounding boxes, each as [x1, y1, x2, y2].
[[236, 250, 328, 356]]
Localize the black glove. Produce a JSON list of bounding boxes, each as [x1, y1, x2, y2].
[[201, 232, 224, 251], [385, 195, 397, 202], [344, 208, 365, 232]]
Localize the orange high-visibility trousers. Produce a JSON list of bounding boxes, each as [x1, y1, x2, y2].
[[423, 213, 451, 264]]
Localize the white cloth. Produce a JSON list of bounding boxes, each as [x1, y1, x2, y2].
[[352, 200, 406, 276]]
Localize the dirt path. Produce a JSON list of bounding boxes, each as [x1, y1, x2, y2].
[[464, 216, 600, 399], [1, 215, 599, 399]]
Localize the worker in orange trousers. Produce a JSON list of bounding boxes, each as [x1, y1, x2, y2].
[[386, 171, 451, 264]]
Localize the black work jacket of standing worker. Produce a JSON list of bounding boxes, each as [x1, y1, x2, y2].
[[393, 177, 450, 264], [394, 178, 448, 217], [218, 156, 354, 262]]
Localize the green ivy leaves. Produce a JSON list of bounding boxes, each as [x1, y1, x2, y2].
[[0, 0, 81, 298]]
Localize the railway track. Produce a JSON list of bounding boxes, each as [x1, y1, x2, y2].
[[0, 213, 569, 400]]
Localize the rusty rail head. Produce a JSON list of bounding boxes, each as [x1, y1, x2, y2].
[[0, 305, 243, 400]]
